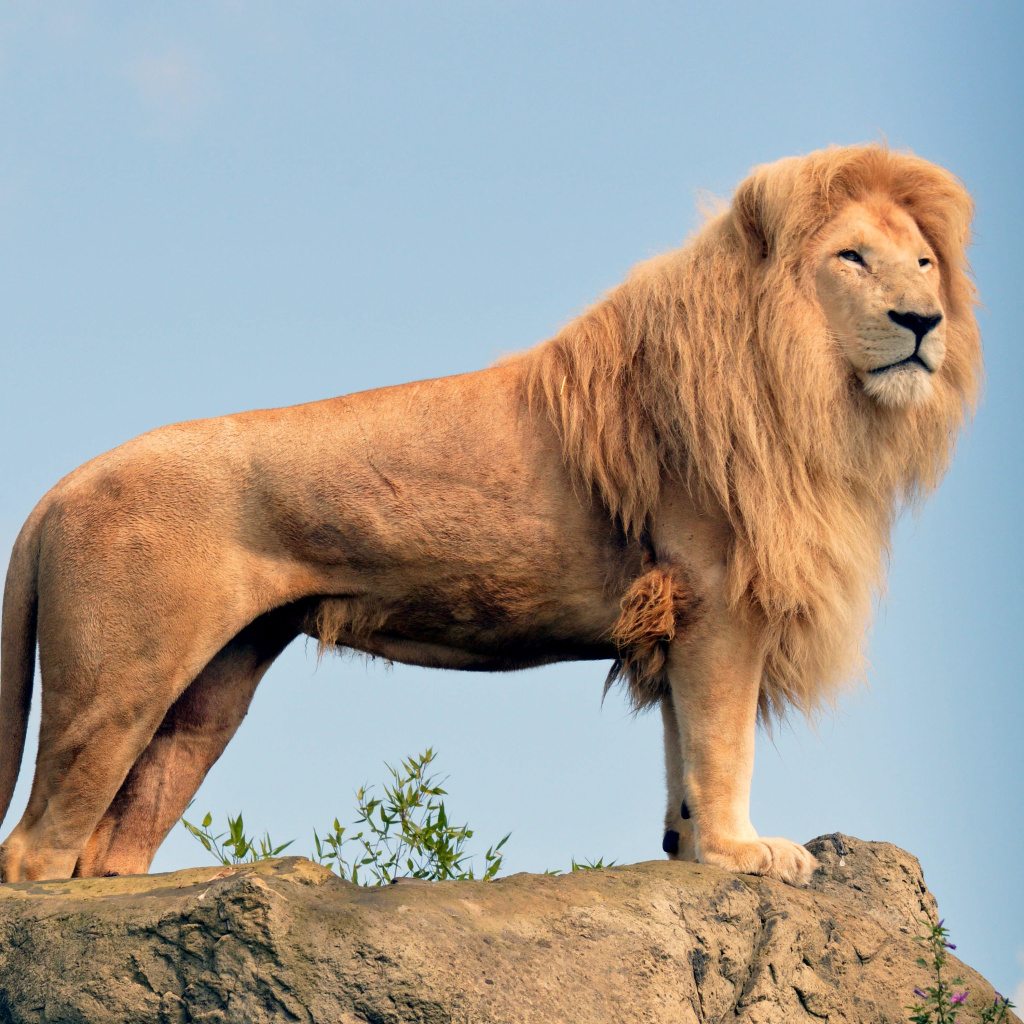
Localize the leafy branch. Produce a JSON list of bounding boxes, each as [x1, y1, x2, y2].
[[311, 748, 509, 885]]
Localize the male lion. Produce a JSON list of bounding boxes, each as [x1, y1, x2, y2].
[[0, 145, 980, 884]]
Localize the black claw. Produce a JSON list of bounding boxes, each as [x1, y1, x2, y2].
[[680, 801, 691, 820], [662, 829, 680, 855], [103, 871, 120, 877]]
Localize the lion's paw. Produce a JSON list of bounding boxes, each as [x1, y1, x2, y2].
[[699, 836, 818, 887], [757, 837, 819, 886]]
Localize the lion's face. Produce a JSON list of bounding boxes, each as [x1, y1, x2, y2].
[[813, 197, 946, 409]]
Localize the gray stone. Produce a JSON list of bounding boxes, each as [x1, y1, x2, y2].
[[0, 834, 1016, 1023]]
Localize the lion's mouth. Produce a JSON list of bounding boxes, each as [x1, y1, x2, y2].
[[868, 353, 933, 375]]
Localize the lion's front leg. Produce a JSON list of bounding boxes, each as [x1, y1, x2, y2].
[[665, 623, 817, 887], [659, 694, 696, 861]]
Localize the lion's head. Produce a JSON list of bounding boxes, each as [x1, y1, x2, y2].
[[728, 145, 980, 431], [527, 144, 982, 719], [813, 197, 947, 409]]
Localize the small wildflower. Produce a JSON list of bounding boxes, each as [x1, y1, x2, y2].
[[951, 990, 967, 1004], [914, 988, 927, 998]]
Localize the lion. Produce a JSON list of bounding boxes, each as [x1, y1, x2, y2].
[[0, 144, 981, 885]]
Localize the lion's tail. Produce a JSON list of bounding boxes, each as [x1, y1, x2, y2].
[[0, 508, 43, 831]]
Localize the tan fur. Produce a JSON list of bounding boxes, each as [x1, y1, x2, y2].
[[311, 596, 392, 660], [526, 144, 981, 721], [605, 563, 697, 707], [0, 145, 979, 887]]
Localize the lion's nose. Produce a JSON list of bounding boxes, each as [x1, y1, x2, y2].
[[888, 310, 942, 344]]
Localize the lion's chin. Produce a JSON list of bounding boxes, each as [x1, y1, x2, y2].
[[859, 363, 935, 409]]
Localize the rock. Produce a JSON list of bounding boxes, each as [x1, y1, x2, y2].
[[0, 834, 1015, 1023]]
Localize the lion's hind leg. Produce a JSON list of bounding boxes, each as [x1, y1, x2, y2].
[[0, 647, 202, 883], [0, 548, 279, 882], [74, 606, 301, 878]]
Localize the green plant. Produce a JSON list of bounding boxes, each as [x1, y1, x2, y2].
[[543, 856, 617, 876], [571, 856, 616, 871], [312, 748, 509, 884], [907, 919, 1014, 1024], [180, 809, 294, 866], [180, 751, 615, 885], [181, 749, 509, 884]]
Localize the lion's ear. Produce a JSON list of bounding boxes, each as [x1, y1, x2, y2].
[[731, 157, 810, 263], [731, 175, 771, 261]]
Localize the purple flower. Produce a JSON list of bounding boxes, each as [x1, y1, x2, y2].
[[950, 991, 968, 1005], [914, 989, 927, 999], [945, 942, 957, 950]]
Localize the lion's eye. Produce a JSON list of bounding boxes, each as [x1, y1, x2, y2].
[[919, 257, 932, 269], [838, 249, 864, 265]]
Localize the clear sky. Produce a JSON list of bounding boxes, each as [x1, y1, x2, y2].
[[1, 0, 1021, 1000]]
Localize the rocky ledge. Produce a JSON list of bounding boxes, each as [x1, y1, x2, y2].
[[0, 833, 1016, 1024]]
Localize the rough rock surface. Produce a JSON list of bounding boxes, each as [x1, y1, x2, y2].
[[0, 833, 1016, 1023]]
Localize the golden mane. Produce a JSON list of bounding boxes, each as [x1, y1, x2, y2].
[[522, 144, 982, 720]]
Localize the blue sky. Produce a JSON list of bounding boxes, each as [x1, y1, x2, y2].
[[0, 1, 1021, 1000]]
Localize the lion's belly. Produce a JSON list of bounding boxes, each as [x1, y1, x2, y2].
[[326, 634, 615, 673], [300, 561, 623, 671]]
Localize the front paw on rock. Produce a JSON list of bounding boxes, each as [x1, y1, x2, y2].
[[701, 836, 818, 886]]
